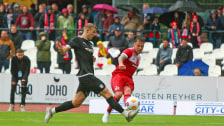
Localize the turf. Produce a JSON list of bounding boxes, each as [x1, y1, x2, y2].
[[0, 112, 224, 126]]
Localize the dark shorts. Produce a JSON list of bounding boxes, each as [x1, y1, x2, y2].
[[77, 75, 106, 97]]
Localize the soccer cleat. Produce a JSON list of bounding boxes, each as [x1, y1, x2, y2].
[[45, 107, 53, 123], [125, 108, 140, 122], [102, 111, 110, 123], [20, 105, 25, 112], [8, 104, 14, 112]]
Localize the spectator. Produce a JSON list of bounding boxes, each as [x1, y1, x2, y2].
[[94, 9, 106, 30], [88, 5, 96, 23], [103, 10, 114, 41], [8, 49, 30, 112], [217, 6, 223, 17], [35, 32, 51, 73], [149, 17, 160, 47], [218, 8, 224, 43], [34, 4, 45, 40], [97, 41, 109, 57], [87, 5, 94, 23], [8, 24, 23, 51], [121, 10, 144, 36], [54, 29, 72, 74], [182, 12, 192, 40], [142, 3, 155, 41], [4, 5, 15, 29], [29, 4, 37, 17], [168, 21, 181, 48], [175, 39, 193, 68], [67, 4, 77, 24], [194, 68, 204, 76], [0, 30, 15, 72], [0, 4, 5, 30], [126, 31, 135, 48], [15, 5, 34, 40], [172, 12, 183, 29], [189, 14, 202, 48], [108, 27, 128, 66], [37, 5, 56, 41], [108, 17, 124, 38], [77, 12, 88, 35], [52, 3, 61, 18], [56, 8, 75, 39], [205, 10, 221, 49], [13, 3, 20, 20], [156, 39, 172, 74], [30, 4, 37, 41], [79, 4, 93, 23]]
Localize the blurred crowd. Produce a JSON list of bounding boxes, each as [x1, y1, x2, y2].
[[0, 2, 223, 75]]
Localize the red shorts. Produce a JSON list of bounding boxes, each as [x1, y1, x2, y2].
[[111, 74, 134, 93]]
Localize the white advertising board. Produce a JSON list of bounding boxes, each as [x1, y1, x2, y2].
[[89, 99, 174, 115], [0, 74, 221, 105], [176, 101, 224, 116]]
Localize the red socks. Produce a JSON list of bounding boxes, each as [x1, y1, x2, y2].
[[124, 94, 131, 104], [107, 96, 119, 113]]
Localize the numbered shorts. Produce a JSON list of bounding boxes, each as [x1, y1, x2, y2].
[[111, 74, 134, 93], [77, 75, 106, 97]]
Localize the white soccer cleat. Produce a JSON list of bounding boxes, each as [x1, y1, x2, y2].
[[8, 104, 14, 112], [126, 108, 140, 122], [20, 105, 25, 112], [45, 107, 53, 123], [102, 111, 110, 123]]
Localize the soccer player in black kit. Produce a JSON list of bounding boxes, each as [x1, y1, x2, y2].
[[45, 23, 139, 123]]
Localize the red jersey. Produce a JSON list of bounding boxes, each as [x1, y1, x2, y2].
[[112, 48, 140, 77]]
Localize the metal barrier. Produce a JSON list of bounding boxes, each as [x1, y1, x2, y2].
[[3, 28, 224, 47]]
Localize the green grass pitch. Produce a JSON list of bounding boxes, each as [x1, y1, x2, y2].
[[1, 112, 224, 126]]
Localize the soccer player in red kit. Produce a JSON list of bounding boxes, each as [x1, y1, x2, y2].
[[102, 37, 144, 123]]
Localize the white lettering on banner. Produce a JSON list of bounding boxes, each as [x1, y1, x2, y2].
[[0, 73, 224, 104], [176, 101, 224, 116], [133, 93, 203, 100]]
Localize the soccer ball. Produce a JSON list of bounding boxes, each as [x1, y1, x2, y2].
[[125, 97, 140, 110]]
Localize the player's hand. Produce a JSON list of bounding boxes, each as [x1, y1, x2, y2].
[[93, 56, 96, 62], [119, 64, 126, 70], [22, 79, 26, 82], [56, 41, 62, 50]]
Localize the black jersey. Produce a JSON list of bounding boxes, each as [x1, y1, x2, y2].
[[68, 37, 94, 77]]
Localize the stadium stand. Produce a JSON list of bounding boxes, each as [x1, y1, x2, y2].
[[193, 48, 204, 60], [137, 64, 157, 76], [208, 65, 221, 77], [200, 42, 213, 54], [202, 54, 216, 66]]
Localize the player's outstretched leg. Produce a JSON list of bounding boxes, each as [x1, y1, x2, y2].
[[102, 91, 123, 123], [100, 88, 139, 123], [102, 96, 120, 123], [45, 91, 86, 123], [45, 107, 53, 123]]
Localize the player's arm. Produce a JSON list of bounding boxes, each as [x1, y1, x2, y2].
[[55, 41, 70, 55], [118, 54, 127, 70]]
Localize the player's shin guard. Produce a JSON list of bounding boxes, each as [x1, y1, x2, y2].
[[106, 96, 124, 113], [107, 96, 120, 113], [124, 94, 131, 105], [55, 101, 74, 113]]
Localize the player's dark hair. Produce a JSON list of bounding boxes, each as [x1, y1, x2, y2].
[[134, 37, 144, 43], [16, 49, 24, 53]]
